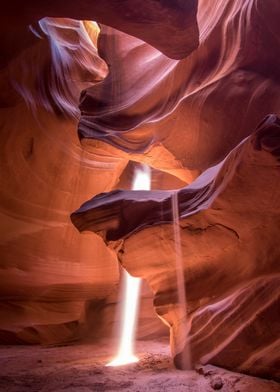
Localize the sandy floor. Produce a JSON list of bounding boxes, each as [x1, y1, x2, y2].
[[0, 338, 279, 392]]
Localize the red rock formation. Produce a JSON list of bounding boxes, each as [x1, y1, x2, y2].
[[1, 0, 199, 66], [79, 0, 280, 172], [0, 18, 167, 344], [1, 0, 280, 384], [72, 115, 280, 380], [0, 18, 122, 344]]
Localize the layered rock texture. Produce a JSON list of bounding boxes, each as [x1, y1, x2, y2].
[[1, 0, 280, 385], [72, 115, 280, 380], [0, 17, 169, 345], [79, 0, 280, 172], [1, 0, 199, 66], [0, 19, 121, 344]]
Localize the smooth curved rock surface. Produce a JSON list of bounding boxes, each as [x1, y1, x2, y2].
[[0, 14, 192, 345], [0, 18, 167, 344], [1, 0, 199, 66], [79, 0, 280, 172], [183, 275, 280, 381], [72, 115, 280, 380], [1, 0, 280, 385], [0, 18, 108, 117]]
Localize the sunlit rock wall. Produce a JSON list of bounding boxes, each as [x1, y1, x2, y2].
[[0, 17, 170, 344], [0, 19, 123, 344], [72, 115, 280, 381], [72, 1, 280, 378], [79, 0, 280, 173], [1, 0, 280, 383]]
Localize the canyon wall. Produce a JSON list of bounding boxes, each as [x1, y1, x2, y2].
[[72, 115, 280, 381], [0, 0, 279, 382]]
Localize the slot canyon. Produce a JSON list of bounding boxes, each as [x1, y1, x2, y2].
[[0, 1, 280, 391]]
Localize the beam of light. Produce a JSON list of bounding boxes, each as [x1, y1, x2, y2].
[[107, 163, 151, 367], [172, 192, 192, 369]]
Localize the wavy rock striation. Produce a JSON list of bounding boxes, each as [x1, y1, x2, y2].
[[0, 19, 124, 344], [1, 0, 199, 66], [79, 0, 280, 172], [1, 0, 280, 384], [72, 115, 280, 380], [0, 17, 181, 345]]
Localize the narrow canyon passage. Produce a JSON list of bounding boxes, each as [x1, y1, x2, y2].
[[0, 0, 280, 391]]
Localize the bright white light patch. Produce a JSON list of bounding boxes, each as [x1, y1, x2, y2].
[[107, 164, 151, 367], [132, 164, 151, 191], [106, 271, 142, 367]]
